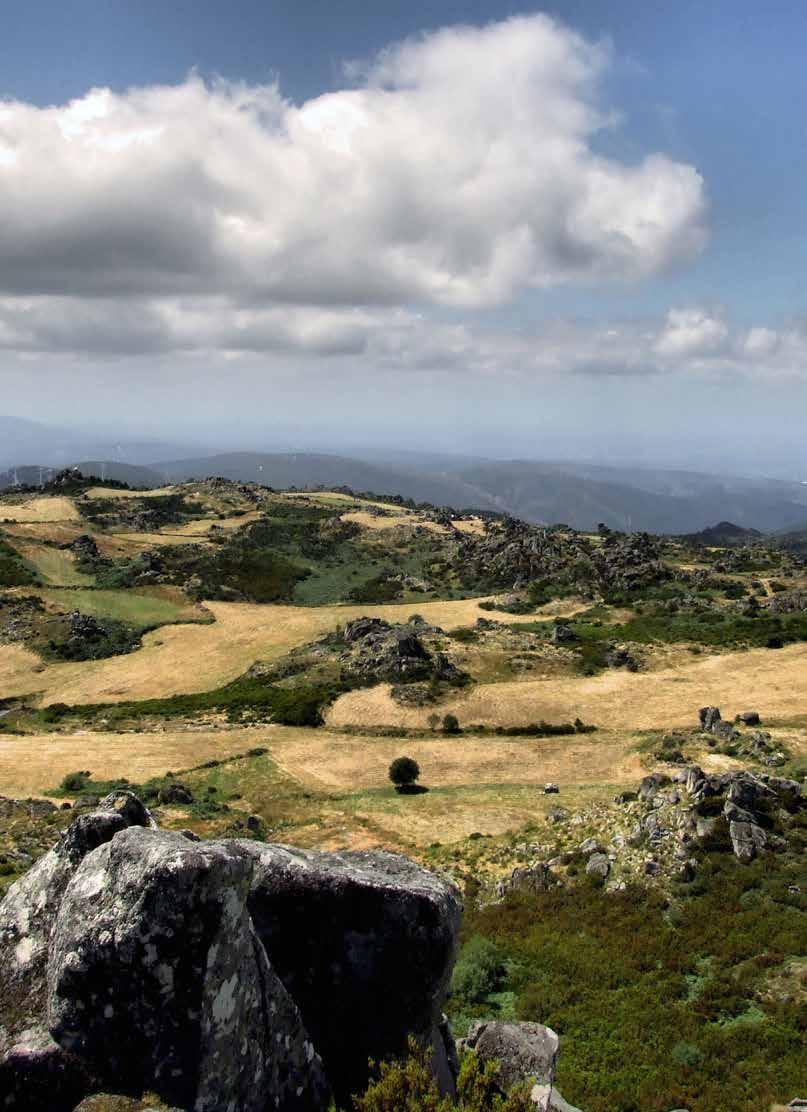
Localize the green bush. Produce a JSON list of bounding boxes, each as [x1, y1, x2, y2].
[[349, 574, 402, 603], [389, 756, 421, 789], [60, 770, 91, 792], [43, 675, 352, 729], [451, 936, 506, 1005], [0, 538, 37, 587], [448, 853, 807, 1112], [353, 1040, 532, 1111]]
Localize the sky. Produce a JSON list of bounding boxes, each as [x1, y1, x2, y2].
[[1, 0, 807, 474]]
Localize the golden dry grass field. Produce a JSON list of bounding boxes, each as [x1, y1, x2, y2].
[[0, 725, 268, 797], [0, 495, 80, 523], [327, 641, 807, 732], [0, 596, 541, 706], [0, 719, 781, 849], [341, 509, 485, 535], [83, 486, 177, 499], [0, 721, 656, 848]]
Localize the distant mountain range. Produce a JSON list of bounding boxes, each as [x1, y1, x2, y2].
[[3, 415, 807, 534], [0, 416, 203, 471]]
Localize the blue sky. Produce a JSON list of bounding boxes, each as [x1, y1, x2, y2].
[[1, 1, 806, 472]]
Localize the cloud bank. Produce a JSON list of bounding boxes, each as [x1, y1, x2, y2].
[[0, 13, 715, 372]]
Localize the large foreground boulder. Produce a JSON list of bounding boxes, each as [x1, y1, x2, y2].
[[236, 841, 462, 1106], [0, 792, 154, 1111], [2, 799, 463, 1111], [47, 828, 329, 1112]]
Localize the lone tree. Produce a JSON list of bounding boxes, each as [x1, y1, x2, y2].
[[389, 756, 421, 792]]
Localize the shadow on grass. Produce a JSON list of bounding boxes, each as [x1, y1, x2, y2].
[[394, 783, 430, 795]]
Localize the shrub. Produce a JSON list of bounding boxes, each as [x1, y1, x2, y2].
[[60, 770, 91, 792], [354, 1039, 532, 1111], [671, 1042, 703, 1068], [41, 702, 71, 723], [442, 713, 461, 735], [451, 936, 506, 1005], [389, 756, 420, 790], [0, 539, 37, 588]]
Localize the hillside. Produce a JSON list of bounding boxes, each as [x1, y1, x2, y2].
[[6, 428, 807, 532], [0, 476, 805, 1111], [132, 451, 807, 532]]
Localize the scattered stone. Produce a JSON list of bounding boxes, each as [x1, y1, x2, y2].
[[155, 781, 194, 805], [728, 820, 767, 864], [639, 773, 671, 802], [712, 720, 740, 743], [543, 783, 559, 795], [699, 706, 722, 731], [461, 1021, 559, 1095], [547, 807, 570, 824], [585, 853, 610, 880], [736, 710, 761, 726], [498, 863, 558, 899]]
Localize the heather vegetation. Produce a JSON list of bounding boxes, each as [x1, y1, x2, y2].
[[447, 850, 807, 1112]]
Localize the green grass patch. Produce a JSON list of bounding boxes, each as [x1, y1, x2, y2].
[[19, 546, 94, 587], [40, 588, 206, 629], [0, 537, 37, 587]]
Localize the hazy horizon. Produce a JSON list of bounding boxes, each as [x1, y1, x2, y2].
[[3, 410, 807, 484]]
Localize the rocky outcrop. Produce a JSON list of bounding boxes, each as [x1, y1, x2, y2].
[[236, 841, 462, 1106], [0, 792, 155, 1111], [637, 765, 802, 866], [453, 519, 669, 598], [698, 706, 787, 766], [340, 617, 464, 686], [497, 862, 558, 899], [48, 828, 329, 1112], [0, 799, 462, 1112]]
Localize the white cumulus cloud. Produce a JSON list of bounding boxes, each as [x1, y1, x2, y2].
[[0, 14, 706, 327]]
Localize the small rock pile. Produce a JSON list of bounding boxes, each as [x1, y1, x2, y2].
[[0, 594, 45, 646], [699, 705, 787, 766]]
